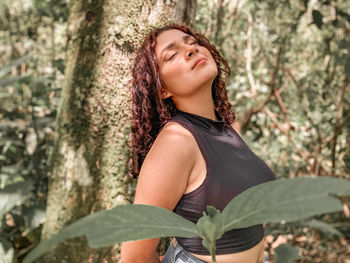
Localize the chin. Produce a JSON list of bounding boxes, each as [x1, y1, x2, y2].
[[195, 70, 217, 88], [206, 66, 218, 81]]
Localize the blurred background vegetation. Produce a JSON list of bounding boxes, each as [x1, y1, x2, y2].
[[0, 0, 349, 262]]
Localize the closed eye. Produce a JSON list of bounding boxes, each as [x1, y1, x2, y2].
[[167, 53, 176, 60], [167, 41, 198, 61]]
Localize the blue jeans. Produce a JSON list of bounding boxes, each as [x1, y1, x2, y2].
[[162, 241, 270, 263], [162, 241, 207, 263]]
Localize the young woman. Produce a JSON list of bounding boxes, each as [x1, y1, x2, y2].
[[121, 23, 276, 263]]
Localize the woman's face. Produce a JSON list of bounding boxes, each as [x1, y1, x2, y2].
[[155, 29, 218, 100]]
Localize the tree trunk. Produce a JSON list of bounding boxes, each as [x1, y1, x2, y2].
[[39, 0, 196, 262]]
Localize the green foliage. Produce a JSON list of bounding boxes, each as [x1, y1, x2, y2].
[[194, 0, 350, 179], [0, 181, 34, 225], [299, 219, 344, 238], [22, 176, 350, 263], [0, 0, 349, 261], [0, 237, 13, 263], [197, 206, 224, 262], [345, 54, 350, 78], [0, 181, 34, 262], [274, 244, 301, 263], [22, 205, 198, 263], [0, 0, 68, 260], [220, 176, 349, 231]]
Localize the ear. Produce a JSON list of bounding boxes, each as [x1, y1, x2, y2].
[[161, 89, 172, 99]]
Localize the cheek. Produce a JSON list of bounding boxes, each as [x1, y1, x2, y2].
[[205, 51, 216, 65], [206, 53, 218, 74], [199, 48, 215, 66], [160, 62, 186, 84]]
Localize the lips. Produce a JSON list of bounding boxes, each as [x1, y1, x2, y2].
[[192, 57, 207, 70]]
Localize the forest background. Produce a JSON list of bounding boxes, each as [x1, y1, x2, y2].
[[0, 0, 349, 262]]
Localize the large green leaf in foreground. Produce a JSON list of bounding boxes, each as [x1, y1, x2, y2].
[[23, 205, 198, 263], [191, 176, 350, 260], [220, 176, 350, 232], [23, 176, 350, 263]]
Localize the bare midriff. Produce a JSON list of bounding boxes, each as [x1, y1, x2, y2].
[[189, 237, 265, 263]]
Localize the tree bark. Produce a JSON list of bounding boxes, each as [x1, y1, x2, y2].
[[39, 0, 196, 262]]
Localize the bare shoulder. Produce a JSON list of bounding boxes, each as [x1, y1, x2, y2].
[[152, 121, 198, 163], [133, 121, 197, 209], [158, 121, 193, 140]]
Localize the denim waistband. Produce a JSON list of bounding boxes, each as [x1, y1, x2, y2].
[[162, 239, 270, 263], [162, 240, 207, 263]]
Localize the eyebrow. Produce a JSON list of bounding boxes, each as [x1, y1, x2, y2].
[[160, 34, 194, 60]]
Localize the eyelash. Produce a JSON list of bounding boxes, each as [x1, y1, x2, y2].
[[167, 41, 198, 61]]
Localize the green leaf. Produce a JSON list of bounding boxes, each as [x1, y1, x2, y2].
[[196, 206, 224, 262], [0, 55, 32, 77], [0, 238, 14, 263], [22, 204, 46, 236], [23, 177, 350, 263], [0, 181, 34, 222], [22, 204, 198, 263], [0, 75, 32, 87], [220, 176, 350, 232], [274, 244, 301, 263], [298, 219, 344, 237], [52, 58, 65, 74]]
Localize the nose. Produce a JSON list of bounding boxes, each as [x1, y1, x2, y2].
[[185, 45, 198, 59]]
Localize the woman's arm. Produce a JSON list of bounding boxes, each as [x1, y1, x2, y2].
[[121, 122, 197, 263]]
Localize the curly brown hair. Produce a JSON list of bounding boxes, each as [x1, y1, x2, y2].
[[129, 23, 236, 179]]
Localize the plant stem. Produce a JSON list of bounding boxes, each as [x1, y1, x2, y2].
[[210, 248, 217, 263]]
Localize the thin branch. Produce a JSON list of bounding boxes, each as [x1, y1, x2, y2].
[[246, 11, 257, 97], [339, 110, 350, 131], [273, 84, 293, 130], [264, 107, 310, 165], [331, 81, 350, 175], [240, 89, 274, 128], [283, 67, 324, 175], [214, 0, 224, 46], [221, 0, 239, 41], [240, 45, 283, 129]]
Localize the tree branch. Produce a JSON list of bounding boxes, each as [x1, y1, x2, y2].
[[273, 84, 294, 131], [246, 11, 257, 97], [264, 106, 310, 166], [239, 45, 283, 129], [331, 81, 350, 175], [283, 66, 325, 175]]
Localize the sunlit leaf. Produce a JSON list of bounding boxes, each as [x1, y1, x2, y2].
[[0, 238, 14, 263], [0, 55, 32, 77], [0, 181, 34, 222], [22, 203, 46, 236]]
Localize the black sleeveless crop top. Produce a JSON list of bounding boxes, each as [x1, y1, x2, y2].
[[163, 108, 276, 255]]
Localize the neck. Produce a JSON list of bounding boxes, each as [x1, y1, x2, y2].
[[173, 84, 217, 121]]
